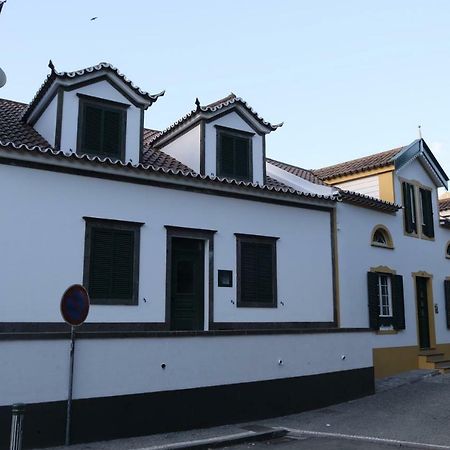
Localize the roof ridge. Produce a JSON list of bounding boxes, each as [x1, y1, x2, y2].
[[147, 94, 282, 147], [23, 62, 165, 121]]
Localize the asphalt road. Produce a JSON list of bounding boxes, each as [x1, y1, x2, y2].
[[223, 371, 450, 449], [222, 434, 421, 449]]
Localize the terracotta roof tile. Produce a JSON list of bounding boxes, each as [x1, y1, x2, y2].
[[312, 147, 404, 180], [267, 154, 400, 213], [0, 98, 334, 203], [439, 198, 450, 212], [0, 98, 50, 148]]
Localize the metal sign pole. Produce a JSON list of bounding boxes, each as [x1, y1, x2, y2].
[[65, 326, 76, 446]]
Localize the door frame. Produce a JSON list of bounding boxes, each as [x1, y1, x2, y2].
[[165, 226, 216, 330], [412, 271, 436, 349]]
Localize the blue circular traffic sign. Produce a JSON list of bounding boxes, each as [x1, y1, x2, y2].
[[60, 284, 90, 326]]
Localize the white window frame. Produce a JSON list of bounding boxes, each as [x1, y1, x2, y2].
[[378, 274, 393, 317]]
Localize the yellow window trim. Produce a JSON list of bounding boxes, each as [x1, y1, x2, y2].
[[370, 224, 394, 249]]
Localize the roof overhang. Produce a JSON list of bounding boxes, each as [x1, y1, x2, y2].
[[151, 94, 282, 148], [395, 139, 449, 189], [23, 63, 165, 124], [0, 141, 336, 210]]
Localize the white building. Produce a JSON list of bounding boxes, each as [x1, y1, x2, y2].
[[0, 62, 448, 448]]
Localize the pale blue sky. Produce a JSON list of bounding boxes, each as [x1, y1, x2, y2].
[[2, 0, 450, 174]]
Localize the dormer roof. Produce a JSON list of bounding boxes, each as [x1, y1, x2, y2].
[[23, 62, 165, 124], [148, 93, 283, 148]]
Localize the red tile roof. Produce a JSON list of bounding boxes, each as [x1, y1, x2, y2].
[[313, 147, 404, 180], [439, 198, 450, 212], [0, 98, 50, 148]]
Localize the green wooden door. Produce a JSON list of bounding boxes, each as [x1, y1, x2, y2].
[[416, 277, 431, 349], [170, 238, 205, 331]]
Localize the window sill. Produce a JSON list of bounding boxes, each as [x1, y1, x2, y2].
[[371, 243, 394, 250], [236, 303, 278, 308], [90, 299, 138, 306], [376, 329, 398, 335]]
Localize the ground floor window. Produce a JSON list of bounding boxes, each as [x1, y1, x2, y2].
[[367, 271, 405, 330], [83, 217, 142, 305], [236, 234, 278, 308]]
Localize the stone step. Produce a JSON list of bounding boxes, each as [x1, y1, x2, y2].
[[434, 360, 450, 369], [426, 354, 447, 363], [418, 350, 443, 357]]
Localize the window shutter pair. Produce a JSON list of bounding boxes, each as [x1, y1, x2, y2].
[[89, 227, 135, 301], [420, 188, 435, 238], [444, 280, 450, 329], [402, 182, 416, 234], [218, 132, 251, 181], [367, 272, 405, 330], [81, 103, 124, 158]]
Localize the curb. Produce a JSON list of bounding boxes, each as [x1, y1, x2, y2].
[[137, 428, 288, 450]]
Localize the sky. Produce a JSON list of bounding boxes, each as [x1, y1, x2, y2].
[[1, 0, 450, 176]]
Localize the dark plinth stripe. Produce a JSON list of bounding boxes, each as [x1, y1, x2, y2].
[[0, 367, 374, 449]]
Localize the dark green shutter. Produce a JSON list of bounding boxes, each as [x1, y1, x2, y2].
[[392, 274, 405, 330], [219, 134, 234, 176], [241, 241, 274, 306], [234, 137, 250, 179], [81, 103, 124, 158], [111, 230, 135, 299], [218, 132, 251, 181], [403, 182, 415, 234], [89, 228, 114, 300], [89, 227, 134, 301], [83, 105, 103, 154], [444, 280, 450, 329], [367, 272, 379, 329], [256, 243, 274, 304], [241, 242, 259, 304], [102, 110, 122, 158], [420, 189, 434, 238]]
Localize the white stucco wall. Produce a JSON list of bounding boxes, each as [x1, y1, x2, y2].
[[337, 158, 450, 348], [59, 80, 142, 163], [0, 332, 373, 406], [34, 95, 58, 147], [0, 163, 335, 324], [158, 124, 201, 172], [204, 112, 265, 184]]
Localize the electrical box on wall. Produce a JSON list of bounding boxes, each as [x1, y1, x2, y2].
[[218, 270, 233, 287]]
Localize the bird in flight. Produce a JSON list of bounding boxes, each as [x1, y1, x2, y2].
[[90, 16, 98, 21], [0, 0, 7, 15]]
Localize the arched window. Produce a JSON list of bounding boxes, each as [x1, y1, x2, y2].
[[446, 242, 450, 259], [371, 226, 394, 249]]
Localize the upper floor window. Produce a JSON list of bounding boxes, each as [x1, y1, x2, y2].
[[216, 127, 252, 182], [419, 188, 434, 238], [402, 182, 418, 235], [371, 225, 394, 249], [77, 94, 127, 160], [402, 181, 435, 239]]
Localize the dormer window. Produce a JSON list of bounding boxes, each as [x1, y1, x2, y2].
[[216, 126, 253, 182], [77, 94, 127, 160]]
